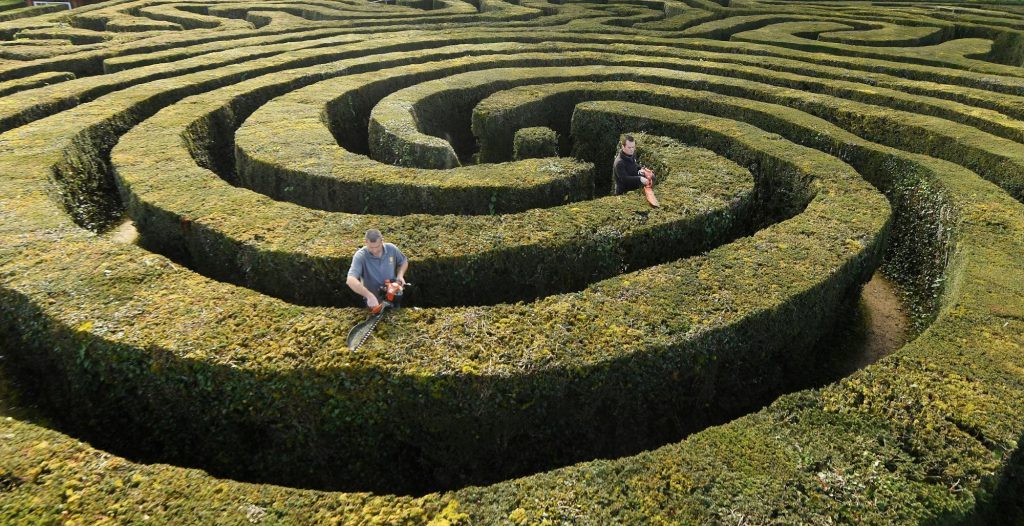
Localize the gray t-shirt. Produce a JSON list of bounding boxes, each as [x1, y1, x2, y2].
[[347, 243, 407, 296]]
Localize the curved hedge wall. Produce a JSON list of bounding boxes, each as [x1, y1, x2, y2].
[[0, 0, 1022, 524]]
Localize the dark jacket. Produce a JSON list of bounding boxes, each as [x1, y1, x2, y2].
[[613, 150, 645, 195]]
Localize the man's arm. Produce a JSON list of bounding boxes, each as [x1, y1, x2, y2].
[[634, 156, 653, 185], [396, 259, 409, 286], [346, 276, 379, 308], [640, 166, 654, 185], [346, 275, 378, 303], [393, 245, 409, 286], [346, 251, 379, 308]]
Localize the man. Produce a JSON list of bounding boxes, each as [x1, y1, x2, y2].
[[613, 134, 655, 195], [346, 229, 408, 309]]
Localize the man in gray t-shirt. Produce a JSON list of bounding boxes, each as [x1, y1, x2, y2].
[[346, 229, 408, 309]]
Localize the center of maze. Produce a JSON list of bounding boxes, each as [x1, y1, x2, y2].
[[1, 0, 1023, 522]]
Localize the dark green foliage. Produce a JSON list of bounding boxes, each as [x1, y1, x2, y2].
[[881, 172, 957, 333]]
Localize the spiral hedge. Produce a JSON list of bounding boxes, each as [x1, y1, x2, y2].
[[0, 0, 1022, 524]]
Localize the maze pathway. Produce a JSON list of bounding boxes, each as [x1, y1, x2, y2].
[[0, 0, 1022, 524]]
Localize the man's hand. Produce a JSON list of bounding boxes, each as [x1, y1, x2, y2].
[[641, 167, 654, 181], [366, 295, 380, 309], [639, 176, 649, 186], [396, 276, 406, 287]]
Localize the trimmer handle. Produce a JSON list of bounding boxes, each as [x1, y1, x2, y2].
[[383, 279, 409, 301], [641, 167, 655, 186], [370, 280, 411, 312]]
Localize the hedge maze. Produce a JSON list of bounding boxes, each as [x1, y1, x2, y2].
[[0, 0, 1022, 523]]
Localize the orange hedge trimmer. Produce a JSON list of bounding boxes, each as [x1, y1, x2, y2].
[[641, 167, 659, 208], [346, 280, 406, 351]]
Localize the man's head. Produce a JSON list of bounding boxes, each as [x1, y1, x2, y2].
[[364, 229, 384, 257], [621, 134, 636, 156]]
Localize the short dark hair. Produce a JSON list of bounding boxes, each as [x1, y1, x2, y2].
[[364, 229, 382, 242], [622, 134, 635, 145]]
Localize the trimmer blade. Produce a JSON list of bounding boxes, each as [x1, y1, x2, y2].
[[347, 313, 382, 351]]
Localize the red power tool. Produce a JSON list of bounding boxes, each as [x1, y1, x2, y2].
[[641, 167, 660, 208]]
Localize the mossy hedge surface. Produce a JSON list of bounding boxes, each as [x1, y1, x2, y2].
[[0, 0, 1022, 524]]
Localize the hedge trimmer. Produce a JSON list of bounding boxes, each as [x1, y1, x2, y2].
[[641, 167, 660, 208], [346, 280, 406, 351]]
